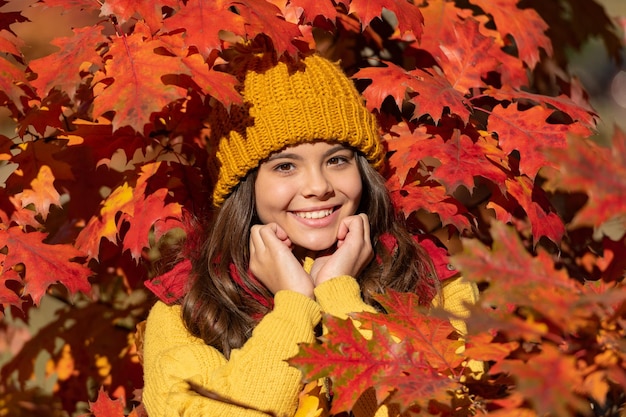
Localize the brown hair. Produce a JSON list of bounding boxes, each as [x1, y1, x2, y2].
[[181, 152, 438, 359]]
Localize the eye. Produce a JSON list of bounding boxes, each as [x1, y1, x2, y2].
[[327, 154, 351, 166], [273, 162, 295, 172]]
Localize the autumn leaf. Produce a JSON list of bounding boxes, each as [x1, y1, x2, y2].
[[487, 103, 591, 179], [162, 0, 245, 56], [504, 176, 565, 244], [235, 0, 303, 56], [0, 227, 92, 305], [452, 221, 584, 331], [387, 176, 472, 232], [290, 317, 419, 414], [497, 345, 589, 417], [468, 0, 552, 69], [182, 54, 242, 107], [92, 22, 190, 133], [543, 128, 626, 230], [357, 290, 465, 371], [12, 165, 61, 221], [29, 26, 106, 99], [350, 0, 424, 40], [101, 0, 179, 33], [89, 387, 125, 417]]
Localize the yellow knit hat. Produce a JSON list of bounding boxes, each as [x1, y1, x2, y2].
[[212, 54, 384, 206]]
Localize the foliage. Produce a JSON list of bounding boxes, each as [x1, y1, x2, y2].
[[0, 0, 625, 416]]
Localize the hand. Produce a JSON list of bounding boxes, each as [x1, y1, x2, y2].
[[249, 223, 315, 299], [310, 213, 374, 286]]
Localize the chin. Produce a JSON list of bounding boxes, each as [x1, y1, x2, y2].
[[293, 236, 337, 253]]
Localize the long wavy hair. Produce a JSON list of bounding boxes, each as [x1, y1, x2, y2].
[[182, 152, 439, 358]]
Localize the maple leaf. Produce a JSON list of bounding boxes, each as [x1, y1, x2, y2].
[[543, 128, 626, 230], [349, 0, 424, 40], [28, 26, 106, 99], [468, 0, 552, 69], [0, 227, 92, 305], [487, 103, 591, 180], [92, 22, 190, 133], [498, 345, 589, 417], [504, 176, 565, 244], [162, 0, 245, 56], [89, 387, 125, 417], [12, 165, 61, 221]]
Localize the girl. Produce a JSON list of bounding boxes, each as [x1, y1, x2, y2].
[[142, 53, 479, 417]]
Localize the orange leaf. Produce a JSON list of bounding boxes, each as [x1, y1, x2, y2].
[[0, 227, 92, 305]]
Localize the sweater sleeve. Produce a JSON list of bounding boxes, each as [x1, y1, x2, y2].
[[142, 291, 321, 417]]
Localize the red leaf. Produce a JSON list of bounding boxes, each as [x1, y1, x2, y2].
[[0, 227, 92, 305], [182, 54, 241, 107], [289, 0, 338, 24], [407, 68, 471, 124], [349, 0, 424, 40], [504, 176, 565, 244], [452, 221, 583, 330], [12, 165, 61, 221], [497, 345, 589, 417], [543, 128, 626, 229], [92, 22, 190, 133], [387, 176, 472, 232], [357, 290, 464, 371], [162, 0, 245, 56], [289, 317, 429, 414], [89, 387, 125, 417], [488, 103, 591, 179], [468, 0, 552, 69], [101, 0, 179, 33], [29, 26, 106, 98], [384, 123, 429, 186], [236, 0, 302, 56]]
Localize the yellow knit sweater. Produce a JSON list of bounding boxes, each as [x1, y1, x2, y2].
[[142, 272, 479, 417]]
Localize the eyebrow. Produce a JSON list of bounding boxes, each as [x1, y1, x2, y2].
[[267, 144, 352, 161]]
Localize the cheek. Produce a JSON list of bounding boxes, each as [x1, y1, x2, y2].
[[254, 179, 292, 223]]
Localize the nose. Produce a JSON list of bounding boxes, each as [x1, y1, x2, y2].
[[301, 167, 333, 199]]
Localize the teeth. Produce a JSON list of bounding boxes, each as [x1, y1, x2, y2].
[[295, 209, 333, 219]]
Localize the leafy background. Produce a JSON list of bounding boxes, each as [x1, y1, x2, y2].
[[0, 0, 625, 416]]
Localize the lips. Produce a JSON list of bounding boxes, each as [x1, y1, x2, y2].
[[293, 208, 334, 219]]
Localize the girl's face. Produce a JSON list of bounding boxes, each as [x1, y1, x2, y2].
[[254, 142, 363, 254]]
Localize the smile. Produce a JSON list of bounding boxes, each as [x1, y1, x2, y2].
[[294, 208, 334, 219]]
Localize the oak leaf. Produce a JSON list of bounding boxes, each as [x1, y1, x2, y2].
[[0, 227, 92, 305], [29, 26, 106, 99], [162, 0, 245, 56], [92, 22, 190, 133], [349, 0, 424, 40], [101, 0, 178, 33], [497, 345, 589, 417], [543, 128, 626, 230], [468, 0, 552, 69], [12, 165, 61, 221], [488, 103, 591, 179]]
